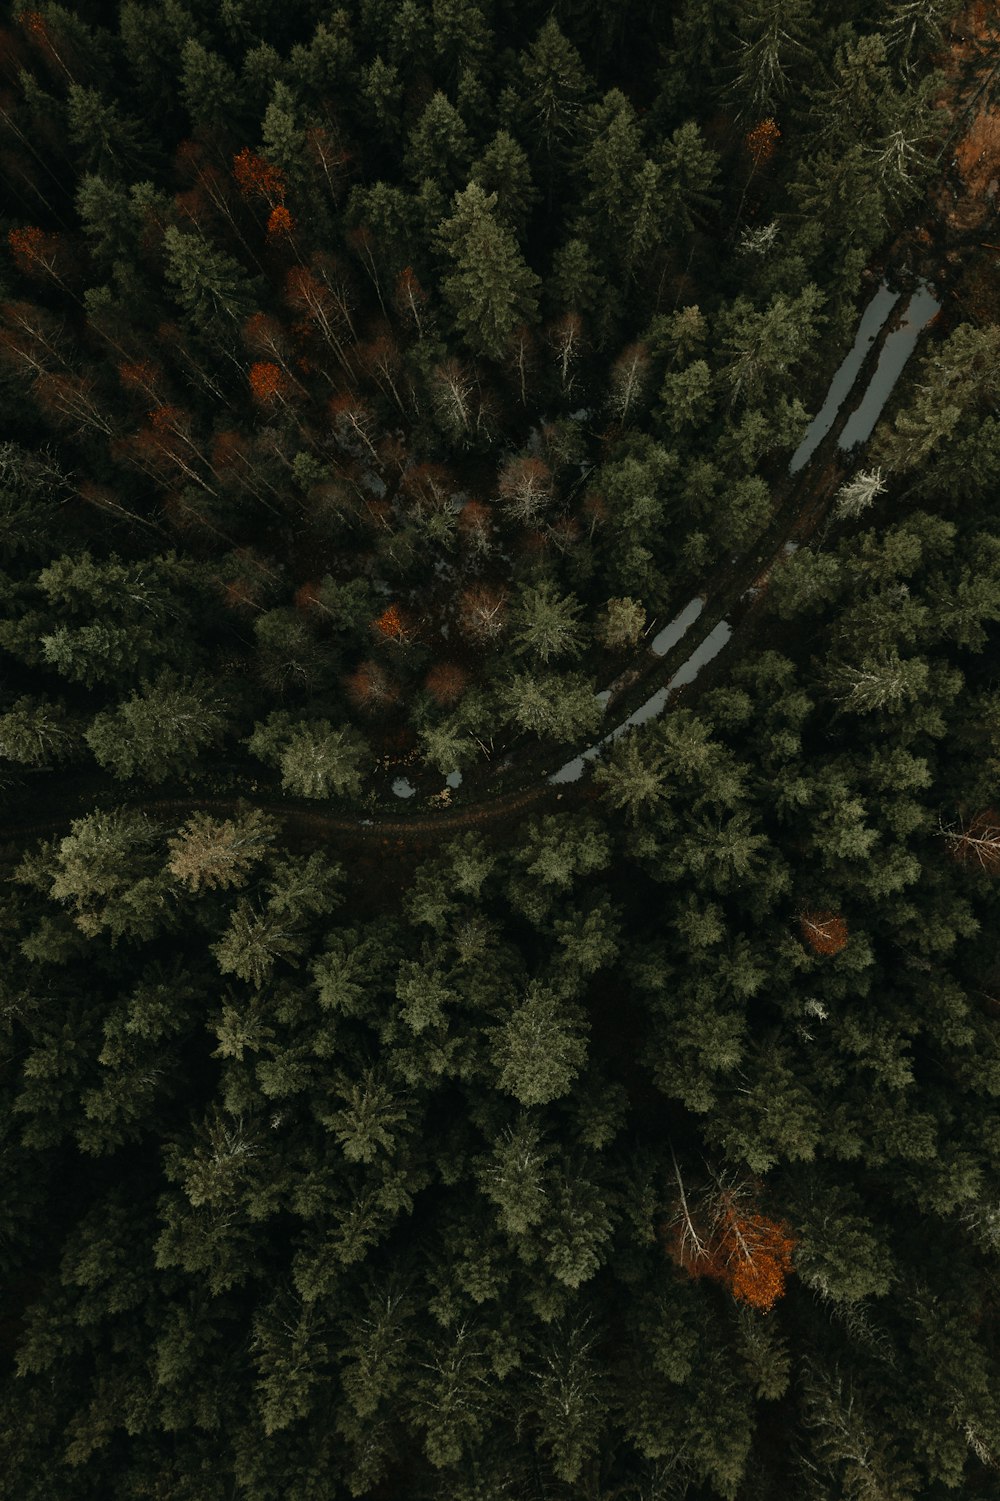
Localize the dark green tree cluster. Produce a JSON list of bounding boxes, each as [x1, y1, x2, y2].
[[0, 0, 952, 795]]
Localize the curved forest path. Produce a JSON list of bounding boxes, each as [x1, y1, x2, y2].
[[3, 12, 999, 854]]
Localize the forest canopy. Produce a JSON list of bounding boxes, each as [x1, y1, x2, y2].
[[2, 1, 1000, 1498]]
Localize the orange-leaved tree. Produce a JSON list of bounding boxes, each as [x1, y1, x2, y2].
[[232, 148, 286, 205], [425, 662, 469, 707], [8, 226, 67, 282], [799, 911, 849, 955], [248, 361, 294, 404], [745, 118, 780, 167], [344, 660, 400, 713], [662, 1155, 796, 1313], [371, 603, 412, 644], [266, 205, 295, 239]]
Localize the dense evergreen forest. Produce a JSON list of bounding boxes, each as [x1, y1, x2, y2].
[[3, 0, 1000, 1495]]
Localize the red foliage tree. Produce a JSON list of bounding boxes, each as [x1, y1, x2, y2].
[[799, 911, 849, 955], [8, 225, 66, 281], [425, 662, 469, 707], [371, 603, 413, 644], [249, 360, 292, 403], [117, 359, 162, 401], [745, 118, 781, 167], [232, 147, 285, 204], [344, 659, 400, 713], [663, 1169, 797, 1313], [266, 204, 295, 238], [17, 9, 73, 79]]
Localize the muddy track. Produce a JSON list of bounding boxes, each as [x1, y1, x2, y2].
[[2, 30, 996, 855]]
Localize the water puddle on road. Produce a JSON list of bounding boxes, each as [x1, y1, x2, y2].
[[549, 618, 734, 784], [789, 279, 940, 473], [789, 282, 900, 473], [837, 281, 940, 450], [651, 596, 704, 656]]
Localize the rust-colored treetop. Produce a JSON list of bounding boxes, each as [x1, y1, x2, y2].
[[944, 810, 1000, 873], [248, 362, 290, 402], [266, 205, 295, 239], [372, 603, 410, 642], [7, 226, 59, 276], [724, 1212, 797, 1311], [663, 1176, 797, 1314], [799, 911, 849, 955], [744, 117, 780, 166], [232, 148, 286, 204], [425, 662, 469, 707]]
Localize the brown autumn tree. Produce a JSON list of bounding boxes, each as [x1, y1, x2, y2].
[[429, 357, 475, 440], [400, 462, 456, 517], [328, 391, 379, 462], [799, 911, 849, 955], [285, 260, 355, 369], [457, 499, 494, 555], [497, 455, 554, 526], [425, 662, 469, 707], [249, 361, 296, 406], [344, 659, 400, 713], [458, 583, 508, 643], [607, 341, 651, 424], [663, 1160, 796, 1313], [355, 324, 406, 410], [393, 265, 428, 333], [0, 300, 66, 381], [232, 147, 286, 205], [117, 359, 164, 403], [8, 225, 70, 283], [547, 310, 585, 397], [942, 810, 1000, 873], [216, 549, 276, 615], [266, 205, 294, 239], [242, 311, 291, 363], [744, 117, 781, 167], [370, 603, 413, 645]]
